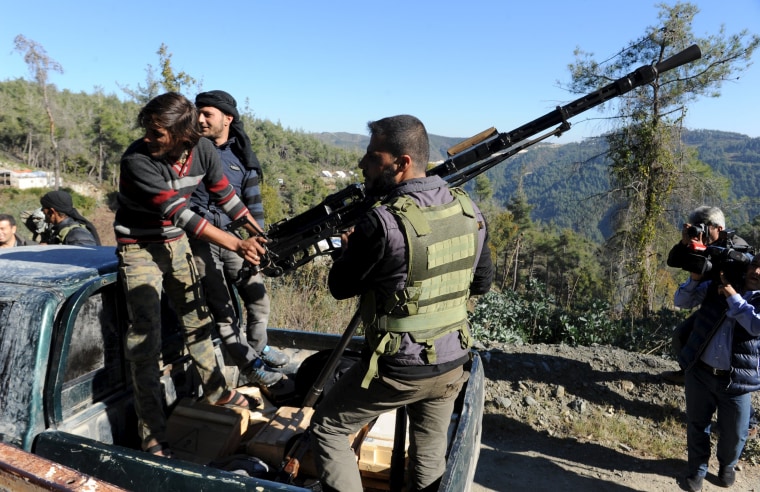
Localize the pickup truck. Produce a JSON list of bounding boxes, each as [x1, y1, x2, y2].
[[0, 245, 484, 491]]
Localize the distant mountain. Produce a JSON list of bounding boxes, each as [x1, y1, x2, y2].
[[313, 129, 760, 242], [309, 132, 462, 162], [309, 132, 368, 154]]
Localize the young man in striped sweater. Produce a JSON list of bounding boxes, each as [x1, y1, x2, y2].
[[115, 92, 267, 458]]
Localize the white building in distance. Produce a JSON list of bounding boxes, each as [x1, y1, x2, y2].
[[0, 169, 58, 189]]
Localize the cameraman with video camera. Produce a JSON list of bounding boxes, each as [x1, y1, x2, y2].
[[666, 206, 758, 490], [663, 206, 750, 384]]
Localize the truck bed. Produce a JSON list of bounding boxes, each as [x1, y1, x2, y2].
[[31, 331, 484, 491], [0, 246, 483, 491]]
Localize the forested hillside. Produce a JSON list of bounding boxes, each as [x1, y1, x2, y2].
[[3, 76, 760, 339]]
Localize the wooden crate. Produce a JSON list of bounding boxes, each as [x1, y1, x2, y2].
[[246, 405, 366, 479], [357, 409, 409, 484], [247, 406, 316, 475], [236, 386, 278, 426], [166, 398, 249, 464]]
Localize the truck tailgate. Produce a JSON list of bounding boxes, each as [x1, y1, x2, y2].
[[33, 431, 308, 491]]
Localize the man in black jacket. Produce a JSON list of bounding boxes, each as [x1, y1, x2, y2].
[[310, 115, 494, 491], [190, 90, 287, 388], [40, 190, 100, 246]]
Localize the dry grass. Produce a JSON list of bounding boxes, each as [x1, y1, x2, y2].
[[568, 408, 685, 460], [565, 405, 760, 465], [266, 260, 357, 334]]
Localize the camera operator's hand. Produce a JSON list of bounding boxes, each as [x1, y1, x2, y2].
[[680, 223, 694, 245], [718, 271, 738, 297]]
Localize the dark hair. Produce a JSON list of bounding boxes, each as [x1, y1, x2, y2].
[[0, 213, 16, 227], [138, 92, 202, 148], [367, 115, 429, 172]]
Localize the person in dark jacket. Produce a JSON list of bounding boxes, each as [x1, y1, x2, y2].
[[0, 214, 36, 247], [663, 205, 750, 384], [40, 190, 100, 246], [190, 90, 287, 388], [309, 115, 494, 491], [675, 254, 760, 491]]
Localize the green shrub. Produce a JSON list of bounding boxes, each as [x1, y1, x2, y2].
[[469, 283, 685, 353], [614, 308, 687, 357], [469, 280, 558, 344]]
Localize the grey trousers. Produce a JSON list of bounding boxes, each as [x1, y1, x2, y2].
[[190, 239, 271, 368], [310, 359, 468, 491]]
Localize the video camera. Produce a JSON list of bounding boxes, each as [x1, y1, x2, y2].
[[668, 230, 754, 287], [686, 223, 708, 240]]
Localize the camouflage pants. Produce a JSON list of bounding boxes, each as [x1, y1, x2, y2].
[[118, 237, 227, 449], [190, 239, 271, 360]]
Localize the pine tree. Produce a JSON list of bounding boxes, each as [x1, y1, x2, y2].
[[566, 2, 759, 316]]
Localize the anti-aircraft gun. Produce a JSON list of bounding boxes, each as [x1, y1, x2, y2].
[[232, 44, 702, 278], [231, 44, 703, 486]]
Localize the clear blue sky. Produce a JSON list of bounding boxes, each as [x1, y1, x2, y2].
[[1, 1, 758, 143]]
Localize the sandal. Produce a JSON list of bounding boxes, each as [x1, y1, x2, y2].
[[144, 441, 173, 459], [214, 389, 252, 409]]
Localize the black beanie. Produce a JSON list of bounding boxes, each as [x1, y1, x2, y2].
[[195, 90, 262, 176], [40, 190, 75, 215], [196, 90, 239, 121]]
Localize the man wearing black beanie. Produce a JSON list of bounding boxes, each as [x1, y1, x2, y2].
[[191, 90, 287, 388], [194, 90, 261, 175], [40, 190, 100, 246]]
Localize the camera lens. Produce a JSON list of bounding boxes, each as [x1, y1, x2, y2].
[[687, 223, 706, 238]]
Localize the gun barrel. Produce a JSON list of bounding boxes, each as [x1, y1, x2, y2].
[[431, 44, 702, 179], [655, 44, 702, 74], [250, 45, 702, 279], [506, 44, 702, 146]]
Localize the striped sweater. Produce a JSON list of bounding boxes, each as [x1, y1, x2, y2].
[[115, 137, 249, 244]]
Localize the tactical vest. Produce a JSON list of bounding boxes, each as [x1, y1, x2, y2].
[[360, 187, 480, 388], [55, 222, 88, 244]]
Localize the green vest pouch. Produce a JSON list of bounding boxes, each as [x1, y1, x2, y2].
[[56, 221, 88, 244]]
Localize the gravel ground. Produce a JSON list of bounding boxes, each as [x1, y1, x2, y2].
[[471, 343, 760, 492]]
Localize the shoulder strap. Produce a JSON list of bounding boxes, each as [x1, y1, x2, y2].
[[450, 187, 476, 218], [385, 195, 431, 236], [57, 222, 87, 243]]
